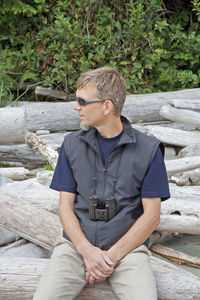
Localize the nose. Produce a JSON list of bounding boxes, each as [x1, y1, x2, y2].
[[73, 101, 82, 111]]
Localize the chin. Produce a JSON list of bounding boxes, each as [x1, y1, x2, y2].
[[80, 121, 90, 131]]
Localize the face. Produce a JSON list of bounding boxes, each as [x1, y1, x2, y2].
[[74, 85, 105, 129]]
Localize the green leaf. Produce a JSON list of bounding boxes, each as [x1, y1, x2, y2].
[[20, 72, 37, 83]]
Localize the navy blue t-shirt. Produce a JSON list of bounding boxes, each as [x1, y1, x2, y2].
[[50, 131, 170, 201]]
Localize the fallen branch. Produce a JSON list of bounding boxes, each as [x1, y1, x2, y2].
[[150, 244, 200, 269], [26, 131, 58, 169], [35, 86, 75, 101]]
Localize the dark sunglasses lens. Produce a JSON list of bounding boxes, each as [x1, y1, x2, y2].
[[77, 98, 86, 106]]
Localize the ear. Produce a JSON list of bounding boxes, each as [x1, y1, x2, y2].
[[103, 100, 114, 115]]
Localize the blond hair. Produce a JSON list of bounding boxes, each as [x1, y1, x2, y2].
[[76, 67, 126, 116]]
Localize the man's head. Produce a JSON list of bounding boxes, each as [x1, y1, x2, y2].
[[76, 67, 126, 116]]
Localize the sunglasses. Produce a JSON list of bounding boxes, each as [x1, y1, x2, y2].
[[76, 97, 105, 106]]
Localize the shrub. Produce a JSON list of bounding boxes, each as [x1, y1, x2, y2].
[[0, 0, 200, 106]]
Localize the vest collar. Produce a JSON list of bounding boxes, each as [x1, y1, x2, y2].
[[77, 115, 136, 153]]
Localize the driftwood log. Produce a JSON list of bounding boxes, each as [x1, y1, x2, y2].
[[1, 125, 199, 168], [0, 107, 27, 144], [165, 156, 200, 176], [170, 168, 200, 186], [0, 193, 62, 251], [159, 104, 200, 128], [0, 239, 50, 259], [17, 88, 200, 131], [1, 184, 200, 255], [178, 144, 200, 158], [0, 167, 29, 180], [0, 144, 46, 168], [134, 125, 200, 147], [169, 98, 200, 110], [35, 86, 75, 101], [0, 256, 200, 300], [0, 227, 17, 247]]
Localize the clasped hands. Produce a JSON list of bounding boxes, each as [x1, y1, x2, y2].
[[82, 245, 117, 285]]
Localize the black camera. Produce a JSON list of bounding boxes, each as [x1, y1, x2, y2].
[[89, 195, 115, 221]]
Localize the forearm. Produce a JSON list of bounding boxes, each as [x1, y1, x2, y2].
[[59, 192, 92, 255], [107, 197, 161, 263]]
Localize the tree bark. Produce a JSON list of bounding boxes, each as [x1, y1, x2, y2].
[[0, 107, 27, 144], [26, 131, 58, 169], [159, 104, 200, 128], [0, 256, 200, 300]]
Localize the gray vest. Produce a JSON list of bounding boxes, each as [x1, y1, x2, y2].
[[63, 116, 162, 250]]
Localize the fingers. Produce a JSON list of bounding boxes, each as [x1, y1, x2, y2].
[[86, 270, 107, 284], [103, 253, 115, 267]]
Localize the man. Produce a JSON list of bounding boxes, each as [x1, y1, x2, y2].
[[34, 67, 170, 300]]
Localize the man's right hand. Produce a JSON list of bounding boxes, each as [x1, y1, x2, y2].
[[80, 244, 114, 283]]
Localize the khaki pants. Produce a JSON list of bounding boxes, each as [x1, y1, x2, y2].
[[33, 238, 157, 300]]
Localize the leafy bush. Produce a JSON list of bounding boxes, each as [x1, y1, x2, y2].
[[0, 0, 200, 106]]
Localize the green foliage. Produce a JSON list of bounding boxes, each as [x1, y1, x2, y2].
[[0, 0, 200, 105], [40, 161, 54, 171]]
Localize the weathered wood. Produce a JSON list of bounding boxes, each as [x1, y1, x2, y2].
[[178, 144, 200, 158], [157, 215, 200, 235], [0, 239, 51, 258], [0, 227, 17, 247], [1, 183, 200, 254], [169, 98, 200, 110], [35, 86, 75, 101], [150, 244, 200, 268], [0, 107, 27, 144], [0, 174, 58, 213], [1, 256, 200, 300], [26, 131, 58, 169], [17, 88, 200, 131], [133, 124, 200, 147], [170, 168, 200, 186], [0, 192, 62, 251], [165, 156, 200, 176], [0, 144, 46, 168], [0, 167, 29, 181], [158, 184, 200, 234], [159, 104, 200, 128], [124, 88, 200, 124]]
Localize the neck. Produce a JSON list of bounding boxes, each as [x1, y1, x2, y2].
[[95, 116, 123, 138]]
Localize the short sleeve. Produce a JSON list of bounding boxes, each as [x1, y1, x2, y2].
[[141, 146, 170, 201], [49, 142, 77, 194]]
